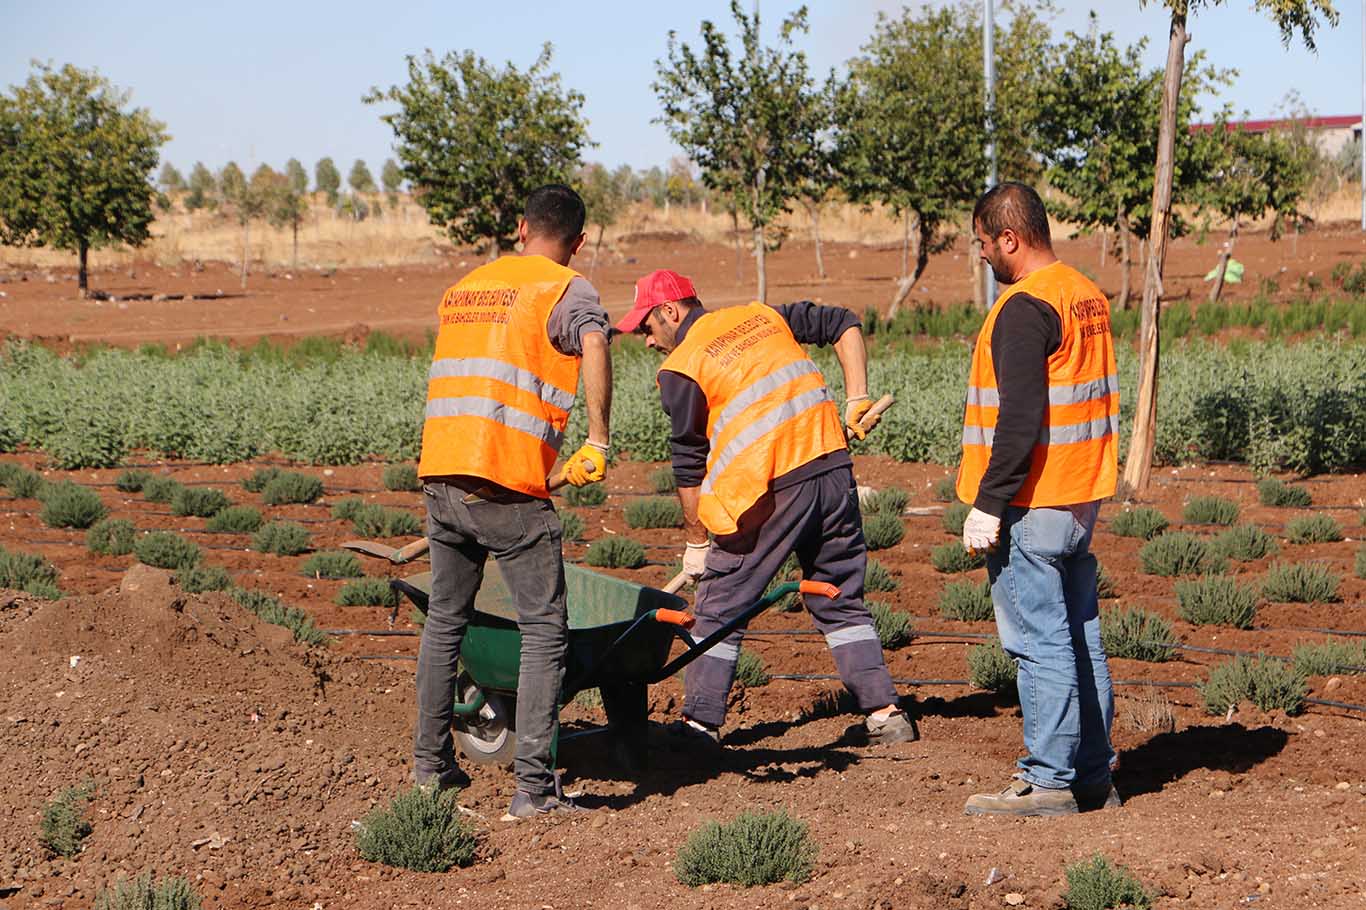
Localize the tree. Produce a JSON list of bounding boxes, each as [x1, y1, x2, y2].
[[1122, 0, 1339, 496], [381, 157, 403, 205], [578, 161, 626, 276], [285, 158, 308, 195], [219, 161, 246, 208], [185, 162, 216, 212], [0, 62, 167, 297], [654, 1, 819, 303], [348, 158, 376, 194], [314, 156, 341, 205], [263, 167, 308, 269], [158, 162, 185, 194], [364, 44, 589, 259], [834, 1, 1051, 315], [220, 164, 271, 288], [1036, 23, 1225, 309]]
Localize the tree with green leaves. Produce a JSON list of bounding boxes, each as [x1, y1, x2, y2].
[[578, 161, 626, 276], [263, 167, 308, 269], [219, 161, 246, 208], [1122, 0, 1338, 496], [285, 158, 308, 195], [348, 159, 376, 194], [381, 157, 403, 205], [364, 45, 588, 259], [0, 63, 167, 297], [654, 1, 819, 303], [158, 162, 185, 195], [314, 156, 341, 205], [185, 162, 217, 212], [219, 164, 272, 288]]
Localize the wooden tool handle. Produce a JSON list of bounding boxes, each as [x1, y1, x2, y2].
[[390, 537, 431, 564], [860, 393, 896, 429], [661, 570, 690, 595]]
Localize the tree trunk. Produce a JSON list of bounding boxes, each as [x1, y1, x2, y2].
[[1121, 8, 1188, 497], [809, 203, 826, 280], [1100, 227, 1108, 269], [292, 220, 299, 271], [731, 208, 743, 283], [487, 237, 500, 263], [77, 240, 89, 298], [1118, 208, 1133, 311], [971, 236, 985, 311], [1208, 218, 1239, 304], [888, 211, 927, 319], [754, 224, 767, 304], [900, 209, 910, 281], [590, 224, 604, 278], [240, 220, 250, 290]]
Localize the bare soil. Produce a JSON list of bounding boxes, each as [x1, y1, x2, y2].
[[1, 453, 1363, 909]]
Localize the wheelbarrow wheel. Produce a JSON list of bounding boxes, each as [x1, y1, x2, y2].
[[453, 678, 517, 767]]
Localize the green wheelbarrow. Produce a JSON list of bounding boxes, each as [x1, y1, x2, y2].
[[344, 539, 835, 768]]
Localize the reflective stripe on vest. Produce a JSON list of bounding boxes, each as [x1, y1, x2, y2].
[[965, 372, 1118, 410], [428, 357, 578, 412], [424, 395, 565, 449], [699, 385, 833, 497]]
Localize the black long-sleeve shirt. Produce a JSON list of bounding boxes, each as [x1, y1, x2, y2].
[[658, 301, 857, 489], [972, 293, 1062, 518]]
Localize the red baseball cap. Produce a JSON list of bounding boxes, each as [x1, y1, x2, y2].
[[614, 269, 697, 333]]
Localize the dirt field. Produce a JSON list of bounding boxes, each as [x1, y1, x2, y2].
[[3, 223, 1365, 348], [1, 452, 1363, 909]]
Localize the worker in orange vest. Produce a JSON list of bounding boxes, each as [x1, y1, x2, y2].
[[957, 182, 1121, 817], [616, 270, 919, 748], [414, 184, 613, 821]]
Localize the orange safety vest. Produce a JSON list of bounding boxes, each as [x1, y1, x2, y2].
[[957, 261, 1119, 508], [417, 255, 582, 498], [659, 303, 847, 536]]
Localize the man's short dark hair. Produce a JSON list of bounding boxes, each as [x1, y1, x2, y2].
[[524, 184, 586, 246], [973, 181, 1052, 250]]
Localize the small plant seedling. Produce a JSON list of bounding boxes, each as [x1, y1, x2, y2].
[[1182, 496, 1240, 525], [650, 466, 677, 493], [86, 518, 136, 556], [1200, 655, 1307, 716], [734, 648, 771, 687], [864, 558, 898, 593], [1109, 507, 1169, 540], [299, 551, 364, 579], [1100, 606, 1175, 661], [625, 497, 684, 529], [0, 545, 62, 599], [355, 786, 478, 872], [1095, 563, 1118, 598], [863, 512, 905, 551], [352, 504, 423, 538], [1256, 477, 1312, 507], [584, 537, 646, 569], [39, 481, 107, 529], [1062, 854, 1152, 910], [1261, 561, 1341, 603], [134, 531, 201, 571], [863, 486, 909, 516], [674, 810, 815, 887], [3, 466, 47, 499], [113, 469, 152, 492], [206, 505, 264, 533], [1292, 639, 1366, 677], [242, 466, 283, 493], [930, 541, 984, 573], [932, 476, 956, 502], [141, 475, 183, 503], [1175, 576, 1259, 629], [564, 483, 607, 507], [1285, 513, 1342, 544], [559, 511, 585, 542], [1211, 524, 1278, 562], [330, 497, 367, 521], [941, 501, 970, 535], [170, 486, 230, 518], [938, 579, 993, 621], [869, 601, 913, 648], [261, 471, 324, 505], [252, 521, 312, 556], [1138, 532, 1225, 577], [336, 577, 399, 607], [382, 463, 421, 492], [180, 564, 232, 593], [39, 781, 95, 858], [94, 874, 202, 910], [967, 639, 1017, 695]]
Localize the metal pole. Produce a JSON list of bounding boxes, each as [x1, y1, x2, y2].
[[984, 0, 999, 299]]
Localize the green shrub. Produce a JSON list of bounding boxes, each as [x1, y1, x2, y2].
[[1110, 507, 1169, 540], [1175, 576, 1259, 629], [205, 505, 263, 533], [170, 486, 230, 518], [1292, 639, 1366, 677], [337, 577, 399, 607], [968, 639, 1017, 694], [864, 558, 898, 593], [180, 564, 232, 593], [242, 466, 282, 493], [941, 501, 970, 535], [584, 537, 646, 569], [1062, 854, 1152, 910], [932, 476, 956, 502], [1256, 477, 1312, 507], [674, 810, 815, 887], [1095, 563, 1118, 598], [1100, 606, 1174, 661], [564, 483, 607, 507], [930, 541, 984, 573], [625, 497, 684, 529], [382, 463, 421, 492], [352, 504, 424, 538], [560, 511, 584, 541], [300, 550, 364, 579], [261, 471, 324, 505], [1200, 655, 1307, 715], [0, 545, 62, 598], [1261, 561, 1341, 603], [1138, 532, 1225, 576], [1357, 545, 1366, 579], [762, 552, 801, 612], [114, 469, 152, 493], [39, 481, 107, 529], [1182, 496, 1240, 525], [863, 512, 905, 551], [650, 466, 677, 493], [253, 597, 327, 646], [252, 521, 311, 556], [1285, 513, 1343, 544], [356, 786, 477, 872], [229, 587, 279, 614], [869, 601, 913, 648], [573, 687, 603, 710], [4, 466, 46, 498], [86, 518, 136, 556], [141, 475, 183, 503], [938, 579, 993, 621], [1212, 524, 1278, 562], [94, 874, 202, 910], [735, 648, 771, 687], [863, 486, 910, 516], [133, 531, 201, 570], [39, 781, 94, 858], [330, 497, 367, 521]]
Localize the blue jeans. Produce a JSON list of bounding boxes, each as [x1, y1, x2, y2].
[[986, 504, 1115, 790]]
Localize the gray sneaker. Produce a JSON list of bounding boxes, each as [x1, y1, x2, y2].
[[865, 709, 919, 745], [964, 778, 1079, 816], [501, 790, 588, 822]]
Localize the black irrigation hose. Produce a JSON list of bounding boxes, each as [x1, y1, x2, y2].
[[742, 628, 996, 641], [1138, 640, 1366, 676], [1288, 626, 1366, 639], [325, 629, 418, 637]]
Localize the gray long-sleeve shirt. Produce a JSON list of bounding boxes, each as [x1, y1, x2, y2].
[[546, 277, 609, 356]]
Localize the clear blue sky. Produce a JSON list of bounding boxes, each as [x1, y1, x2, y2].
[[2, 0, 1354, 176]]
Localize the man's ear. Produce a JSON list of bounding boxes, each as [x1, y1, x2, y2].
[[570, 232, 588, 256], [998, 228, 1020, 255], [517, 218, 529, 246]]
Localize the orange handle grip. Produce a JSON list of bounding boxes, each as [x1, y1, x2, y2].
[[654, 608, 695, 629], [798, 580, 841, 599]]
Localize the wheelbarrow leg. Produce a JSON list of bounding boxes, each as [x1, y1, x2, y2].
[[600, 681, 650, 772]]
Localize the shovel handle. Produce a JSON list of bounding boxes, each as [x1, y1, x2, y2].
[[862, 393, 896, 426], [390, 537, 431, 564], [661, 570, 690, 595]]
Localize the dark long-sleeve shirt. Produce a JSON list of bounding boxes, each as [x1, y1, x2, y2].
[[658, 301, 857, 489], [972, 293, 1062, 518]]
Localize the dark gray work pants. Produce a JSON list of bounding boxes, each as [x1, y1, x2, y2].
[[683, 466, 900, 727], [413, 481, 567, 796]]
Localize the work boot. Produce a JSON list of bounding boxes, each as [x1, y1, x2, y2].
[[665, 717, 721, 748], [964, 778, 1079, 816], [502, 790, 588, 822], [1074, 779, 1122, 811], [864, 709, 919, 745], [414, 766, 471, 795]]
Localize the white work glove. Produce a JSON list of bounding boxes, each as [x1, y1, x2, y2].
[[682, 541, 711, 581], [962, 508, 1002, 555]]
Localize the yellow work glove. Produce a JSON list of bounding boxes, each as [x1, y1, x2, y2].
[[561, 441, 608, 487], [844, 395, 878, 441]]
